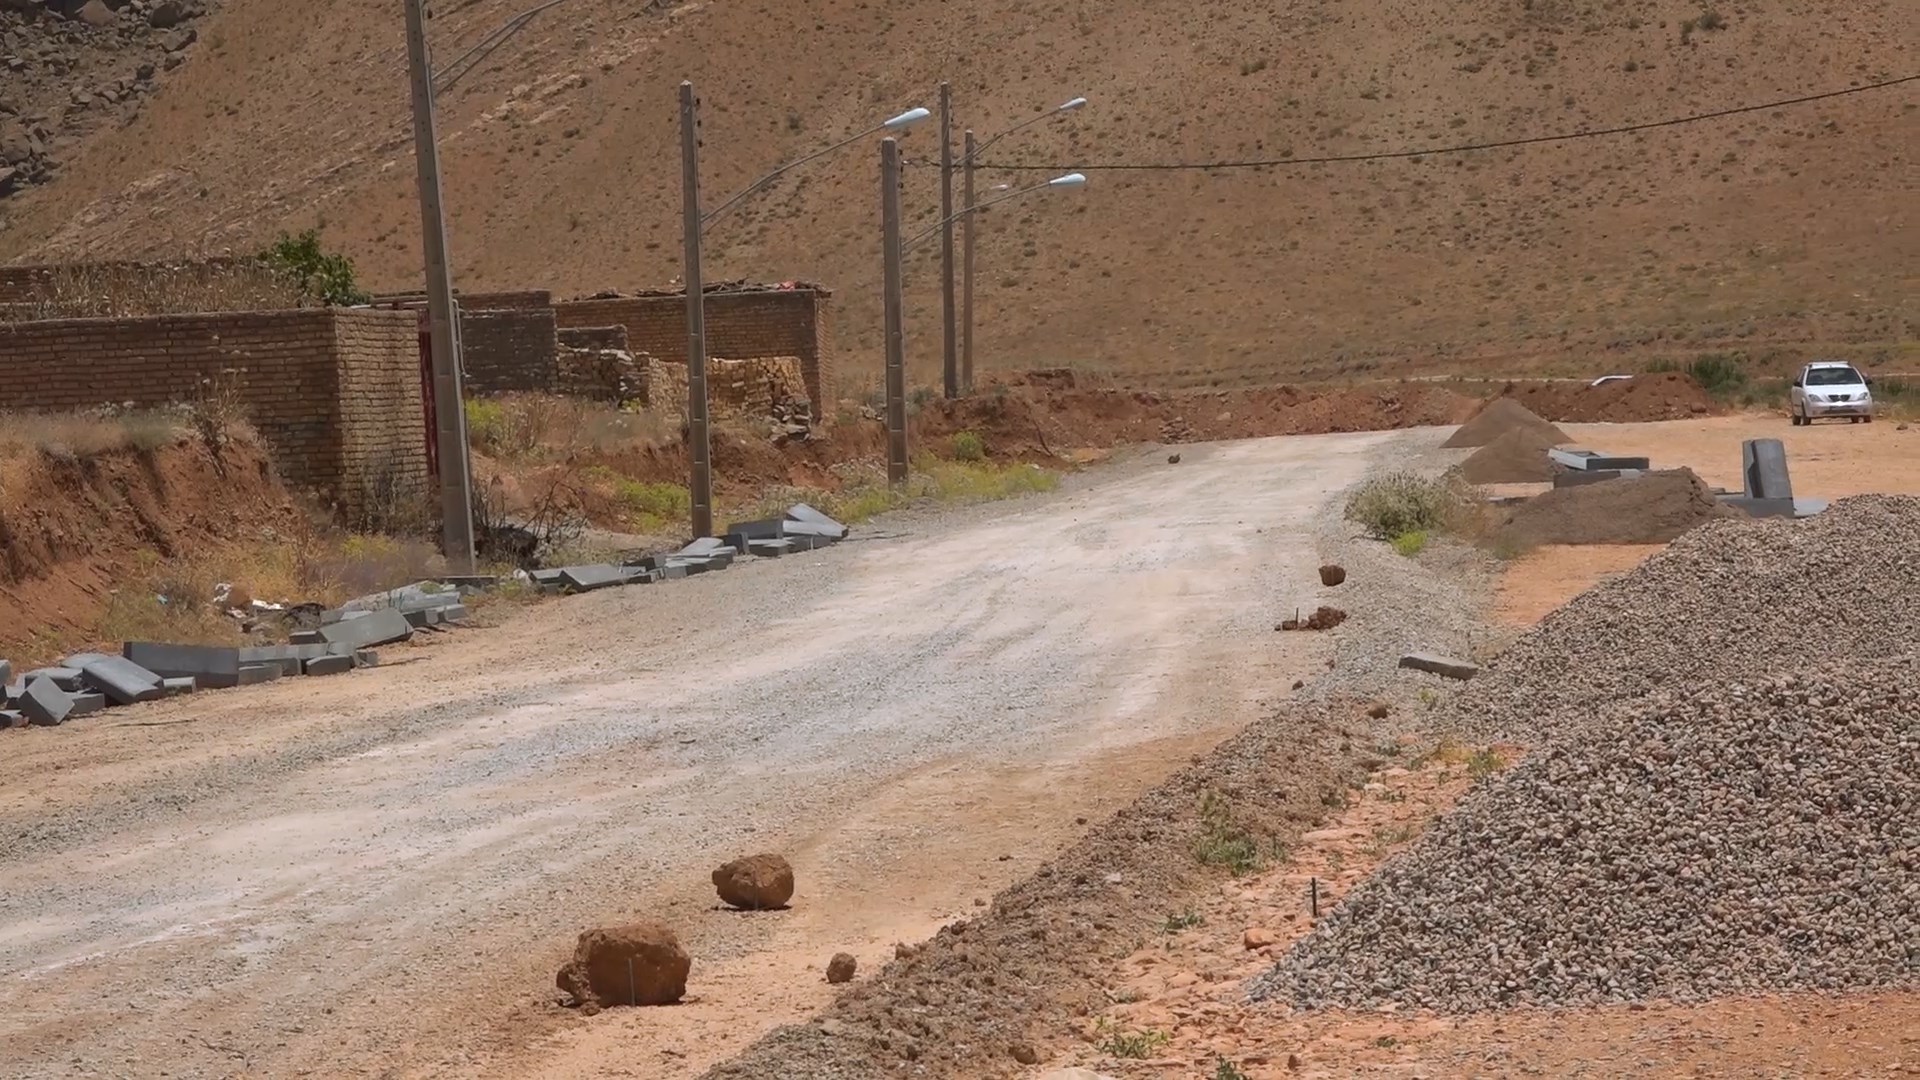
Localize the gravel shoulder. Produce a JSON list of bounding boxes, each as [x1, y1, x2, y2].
[[0, 430, 1389, 1079]]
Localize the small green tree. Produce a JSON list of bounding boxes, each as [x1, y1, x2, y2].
[[260, 229, 370, 306]]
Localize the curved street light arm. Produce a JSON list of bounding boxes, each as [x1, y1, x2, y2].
[[702, 108, 929, 231], [963, 97, 1087, 164], [903, 173, 1085, 251]]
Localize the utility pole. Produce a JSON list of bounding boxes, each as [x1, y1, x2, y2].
[[679, 80, 715, 538], [938, 82, 958, 400], [404, 0, 476, 573], [881, 137, 908, 485], [960, 128, 977, 395]]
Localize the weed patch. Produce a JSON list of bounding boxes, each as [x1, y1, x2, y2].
[[1193, 789, 1263, 875], [1346, 471, 1477, 541]]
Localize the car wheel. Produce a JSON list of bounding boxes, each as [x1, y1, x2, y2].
[[1865, 415, 1875, 424], [1792, 413, 1805, 426]]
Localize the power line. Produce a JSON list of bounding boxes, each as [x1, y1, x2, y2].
[[962, 73, 1920, 172]]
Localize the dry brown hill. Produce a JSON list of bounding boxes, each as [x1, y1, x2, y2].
[[0, 0, 1915, 393]]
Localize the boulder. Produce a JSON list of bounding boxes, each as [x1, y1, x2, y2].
[[554, 922, 689, 1007], [712, 853, 795, 910], [1318, 563, 1347, 587], [825, 952, 856, 984]]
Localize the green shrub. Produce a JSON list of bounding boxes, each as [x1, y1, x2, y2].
[[259, 229, 370, 306], [614, 479, 691, 529], [1684, 353, 1748, 399], [1344, 472, 1469, 540], [951, 430, 986, 462], [1391, 529, 1429, 557], [464, 398, 509, 454]]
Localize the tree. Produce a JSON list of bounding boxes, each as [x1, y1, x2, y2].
[[259, 229, 370, 306]]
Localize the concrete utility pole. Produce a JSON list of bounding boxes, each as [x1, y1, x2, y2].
[[881, 137, 909, 485], [960, 128, 977, 395], [404, 0, 476, 573], [939, 82, 959, 400], [678, 80, 715, 539]]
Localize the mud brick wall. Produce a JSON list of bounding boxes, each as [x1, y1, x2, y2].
[[460, 307, 559, 395], [558, 346, 644, 405], [640, 356, 804, 421], [552, 288, 833, 415], [558, 325, 629, 352], [367, 289, 554, 311], [0, 308, 424, 518]]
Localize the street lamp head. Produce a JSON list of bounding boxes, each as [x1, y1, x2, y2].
[[883, 106, 932, 129], [991, 182, 1012, 192], [1056, 96, 1089, 112], [1048, 172, 1088, 188]]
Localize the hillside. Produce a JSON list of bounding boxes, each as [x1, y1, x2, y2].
[[0, 0, 1915, 391]]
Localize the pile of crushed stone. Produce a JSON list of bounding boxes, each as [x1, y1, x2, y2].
[[1455, 495, 1920, 744], [1442, 398, 1569, 449], [1455, 427, 1563, 484], [1257, 665, 1920, 1012], [1493, 467, 1738, 546]]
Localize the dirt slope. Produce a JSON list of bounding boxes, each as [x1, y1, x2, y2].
[[0, 0, 1915, 389]]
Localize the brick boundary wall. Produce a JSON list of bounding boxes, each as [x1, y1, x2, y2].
[[460, 307, 559, 396], [558, 325, 629, 352], [368, 289, 555, 310], [552, 287, 833, 414], [0, 308, 425, 520]]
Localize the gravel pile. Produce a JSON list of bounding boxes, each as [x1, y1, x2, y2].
[[1257, 665, 1920, 1011], [1448, 494, 1920, 743]]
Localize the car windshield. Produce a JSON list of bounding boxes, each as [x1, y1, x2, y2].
[[1805, 367, 1865, 387]]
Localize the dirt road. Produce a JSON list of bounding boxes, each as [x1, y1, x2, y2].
[[0, 431, 1389, 1079]]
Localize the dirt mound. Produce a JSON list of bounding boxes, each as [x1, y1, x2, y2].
[[704, 700, 1378, 1080], [711, 853, 795, 911], [0, 425, 300, 664], [1441, 398, 1569, 450], [1279, 606, 1346, 631], [1496, 373, 1719, 423], [554, 922, 691, 1009], [1455, 427, 1563, 483], [1494, 468, 1738, 547], [1263, 665, 1920, 1012]]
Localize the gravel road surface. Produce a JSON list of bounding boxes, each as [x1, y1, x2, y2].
[[0, 431, 1392, 1078]]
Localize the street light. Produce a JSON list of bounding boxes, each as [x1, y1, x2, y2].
[[883, 144, 1086, 483], [679, 82, 928, 538], [953, 95, 1088, 395]]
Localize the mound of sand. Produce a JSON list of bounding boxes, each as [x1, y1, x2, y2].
[[1442, 398, 1570, 449], [1456, 427, 1564, 483], [1495, 469, 1738, 547]]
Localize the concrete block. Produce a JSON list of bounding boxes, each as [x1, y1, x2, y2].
[[0, 659, 10, 686], [63, 652, 112, 669], [530, 568, 566, 585], [317, 609, 412, 650], [3, 681, 21, 706], [747, 538, 794, 558], [438, 604, 470, 622], [23, 667, 84, 692], [19, 677, 74, 726], [402, 607, 439, 629], [123, 643, 241, 686], [679, 537, 732, 557], [785, 503, 848, 538], [320, 608, 375, 625], [1793, 497, 1829, 518], [559, 564, 627, 592], [435, 575, 501, 590], [1743, 438, 1793, 500], [68, 692, 107, 718], [1398, 653, 1480, 681], [236, 664, 281, 686], [666, 556, 718, 576], [289, 629, 326, 645], [657, 562, 690, 580], [1548, 449, 1651, 473], [1, 710, 22, 729], [343, 583, 463, 614], [76, 656, 165, 706], [723, 518, 787, 543], [162, 676, 197, 697], [352, 650, 380, 669], [303, 654, 354, 676], [780, 518, 844, 542]]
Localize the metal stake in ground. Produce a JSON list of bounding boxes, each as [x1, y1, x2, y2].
[[1310, 876, 1319, 918], [881, 137, 909, 485], [679, 80, 716, 539], [403, 0, 476, 573], [939, 81, 959, 400]]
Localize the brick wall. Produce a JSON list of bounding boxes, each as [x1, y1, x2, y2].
[[0, 308, 425, 519], [369, 289, 554, 310], [461, 307, 559, 395], [640, 356, 806, 421], [552, 287, 833, 414], [558, 325, 629, 352]]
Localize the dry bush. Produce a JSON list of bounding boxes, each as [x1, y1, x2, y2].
[[1, 260, 307, 323], [466, 393, 673, 462], [0, 409, 190, 462]]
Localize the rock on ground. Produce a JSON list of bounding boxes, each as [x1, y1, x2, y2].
[[1318, 564, 1346, 587], [1257, 665, 1920, 1012], [555, 922, 691, 1008], [712, 853, 796, 910], [826, 952, 857, 984]]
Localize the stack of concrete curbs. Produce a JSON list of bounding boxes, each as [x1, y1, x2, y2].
[[527, 503, 849, 596]]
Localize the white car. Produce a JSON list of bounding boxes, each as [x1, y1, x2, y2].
[[1789, 361, 1875, 425]]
